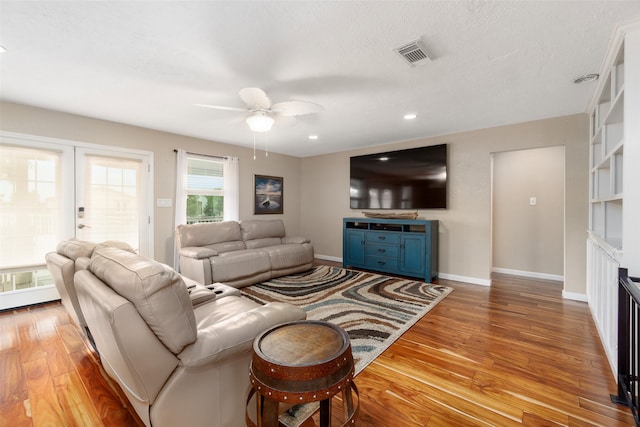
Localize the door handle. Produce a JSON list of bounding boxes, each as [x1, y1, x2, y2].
[[77, 224, 91, 229]]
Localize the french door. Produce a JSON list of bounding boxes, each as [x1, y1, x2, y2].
[[0, 132, 152, 309], [75, 147, 151, 255]]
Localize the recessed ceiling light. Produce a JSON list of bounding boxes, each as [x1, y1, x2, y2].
[[573, 73, 599, 84], [308, 135, 318, 140], [403, 113, 417, 120]]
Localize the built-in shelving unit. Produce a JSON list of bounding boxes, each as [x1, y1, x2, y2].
[[589, 44, 625, 249], [587, 23, 640, 380]]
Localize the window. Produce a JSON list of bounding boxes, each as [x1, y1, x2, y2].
[[186, 156, 224, 224], [0, 141, 72, 304], [174, 150, 239, 228], [0, 144, 66, 269], [174, 150, 239, 269]]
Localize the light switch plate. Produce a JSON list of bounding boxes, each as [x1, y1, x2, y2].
[[529, 197, 537, 206], [157, 198, 172, 207]]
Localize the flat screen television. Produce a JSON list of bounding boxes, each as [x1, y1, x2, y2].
[[350, 144, 447, 210]]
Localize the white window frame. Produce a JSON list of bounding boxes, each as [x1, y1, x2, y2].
[[173, 150, 238, 268]]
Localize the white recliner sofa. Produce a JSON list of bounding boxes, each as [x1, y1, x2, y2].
[[176, 219, 314, 287], [45, 238, 136, 349], [75, 246, 306, 427]]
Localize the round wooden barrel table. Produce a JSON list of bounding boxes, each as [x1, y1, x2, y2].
[[247, 320, 359, 427]]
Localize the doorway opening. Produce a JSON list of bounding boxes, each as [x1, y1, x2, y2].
[[491, 146, 565, 282]]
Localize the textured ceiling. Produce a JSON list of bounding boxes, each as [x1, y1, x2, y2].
[[1, 1, 639, 157]]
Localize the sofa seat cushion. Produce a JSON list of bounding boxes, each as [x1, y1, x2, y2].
[[263, 243, 314, 270], [90, 247, 197, 354], [192, 295, 260, 325], [181, 298, 307, 368], [211, 249, 271, 283], [208, 240, 246, 254]]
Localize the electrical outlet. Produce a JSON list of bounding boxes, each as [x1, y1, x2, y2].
[[529, 197, 537, 206]]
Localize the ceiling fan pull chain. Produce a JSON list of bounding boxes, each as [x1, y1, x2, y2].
[[265, 133, 269, 157], [253, 133, 256, 160]]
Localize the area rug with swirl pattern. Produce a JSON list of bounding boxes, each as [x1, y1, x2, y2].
[[241, 265, 453, 375]]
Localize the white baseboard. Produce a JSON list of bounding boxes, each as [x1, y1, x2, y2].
[[438, 273, 491, 287], [492, 267, 564, 282], [314, 254, 342, 263], [562, 291, 588, 302], [316, 255, 491, 286], [493, 267, 586, 301]]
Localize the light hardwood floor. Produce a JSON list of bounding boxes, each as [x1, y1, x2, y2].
[[0, 261, 635, 426]]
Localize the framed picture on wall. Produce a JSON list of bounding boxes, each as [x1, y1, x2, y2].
[[254, 175, 283, 214]]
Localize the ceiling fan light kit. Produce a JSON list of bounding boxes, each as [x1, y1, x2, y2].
[[197, 87, 323, 158], [246, 112, 275, 133], [198, 87, 322, 133]]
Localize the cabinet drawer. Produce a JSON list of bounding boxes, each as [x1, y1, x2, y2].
[[365, 232, 400, 244], [366, 243, 400, 258], [366, 256, 399, 272]]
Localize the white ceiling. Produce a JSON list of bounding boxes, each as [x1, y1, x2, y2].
[[1, 1, 639, 158]]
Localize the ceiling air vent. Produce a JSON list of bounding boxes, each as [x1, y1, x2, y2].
[[394, 39, 433, 67]]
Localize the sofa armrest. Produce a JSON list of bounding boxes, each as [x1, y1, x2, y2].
[[179, 247, 218, 259], [177, 302, 306, 369], [183, 274, 218, 306], [281, 236, 310, 244]]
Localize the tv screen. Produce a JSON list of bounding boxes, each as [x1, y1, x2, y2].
[[350, 144, 447, 210]]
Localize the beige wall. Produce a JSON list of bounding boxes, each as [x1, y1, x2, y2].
[[492, 146, 565, 277], [1, 101, 589, 295], [301, 114, 589, 294], [0, 101, 303, 265]]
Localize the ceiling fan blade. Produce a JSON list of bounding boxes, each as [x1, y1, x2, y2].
[[239, 87, 271, 110], [195, 104, 248, 113], [274, 115, 297, 127], [271, 100, 323, 116]]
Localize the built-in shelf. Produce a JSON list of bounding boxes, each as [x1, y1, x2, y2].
[[589, 37, 626, 249], [587, 21, 640, 391]]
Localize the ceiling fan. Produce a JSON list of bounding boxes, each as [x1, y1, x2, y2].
[[196, 87, 323, 133]]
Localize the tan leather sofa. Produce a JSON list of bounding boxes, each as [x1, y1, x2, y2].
[[75, 246, 306, 427], [176, 219, 314, 287], [45, 239, 135, 348]]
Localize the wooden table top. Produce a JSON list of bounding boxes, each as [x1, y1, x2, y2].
[[255, 321, 349, 367]]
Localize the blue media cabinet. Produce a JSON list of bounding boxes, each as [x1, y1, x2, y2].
[[342, 217, 438, 282]]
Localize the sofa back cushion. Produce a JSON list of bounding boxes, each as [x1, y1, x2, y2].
[[57, 239, 96, 260], [57, 239, 136, 261], [176, 221, 242, 249], [95, 240, 137, 253], [89, 247, 197, 354], [244, 238, 282, 249], [240, 220, 285, 241]]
